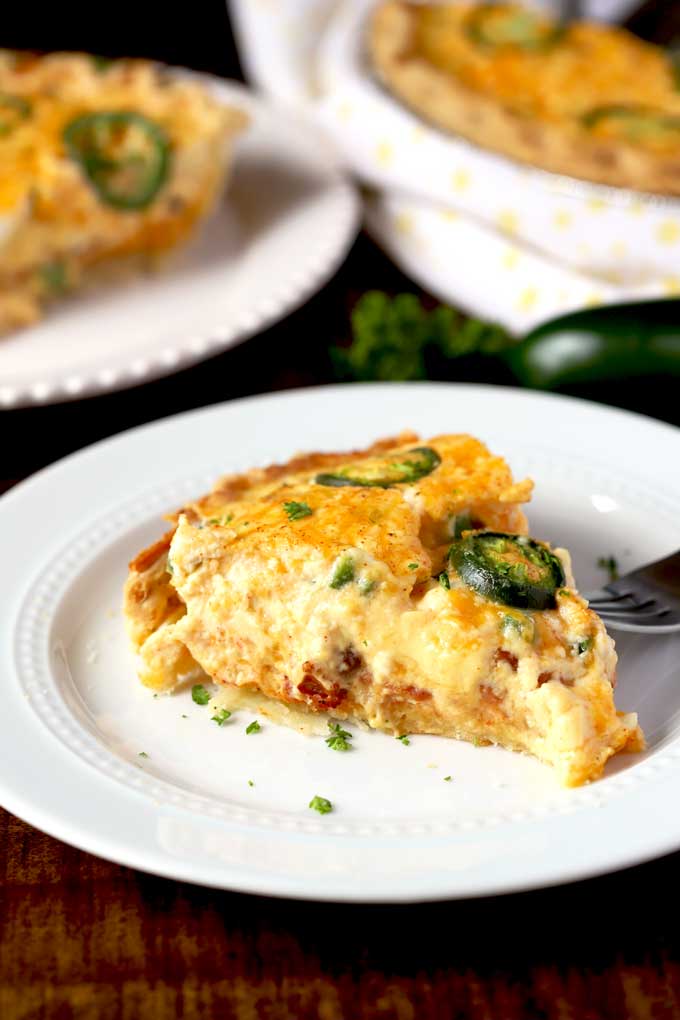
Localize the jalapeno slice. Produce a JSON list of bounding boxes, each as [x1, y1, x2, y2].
[[63, 111, 170, 210], [315, 446, 441, 488], [465, 4, 563, 52], [449, 532, 565, 610], [0, 92, 31, 137], [582, 105, 680, 145]]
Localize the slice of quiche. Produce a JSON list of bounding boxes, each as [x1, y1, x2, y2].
[[124, 432, 643, 786], [0, 50, 247, 333], [370, 2, 680, 195]]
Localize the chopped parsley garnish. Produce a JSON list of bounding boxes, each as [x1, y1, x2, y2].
[[438, 571, 451, 590], [397, 734, 411, 746], [191, 684, 210, 706], [329, 554, 355, 589], [283, 500, 313, 521], [39, 260, 68, 294], [207, 514, 233, 526], [444, 775, 452, 782], [358, 577, 376, 596], [248, 780, 254, 787], [576, 637, 593, 655], [138, 751, 149, 758], [558, 588, 571, 597], [211, 708, 232, 726], [408, 562, 419, 571], [325, 721, 353, 752], [309, 795, 333, 815], [245, 720, 261, 735], [597, 555, 620, 581], [181, 714, 188, 719]]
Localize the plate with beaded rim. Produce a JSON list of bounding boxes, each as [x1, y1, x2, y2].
[[2, 383, 680, 901], [0, 77, 360, 408]]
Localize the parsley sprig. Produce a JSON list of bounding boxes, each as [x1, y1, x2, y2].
[[597, 555, 619, 581], [283, 500, 313, 521], [191, 684, 210, 706], [332, 291, 510, 382], [309, 795, 333, 815], [325, 721, 353, 752], [211, 708, 232, 726]]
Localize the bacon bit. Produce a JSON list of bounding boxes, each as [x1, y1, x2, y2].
[[480, 684, 504, 707], [495, 649, 518, 671], [537, 671, 553, 687], [401, 684, 432, 703], [337, 647, 363, 675], [298, 674, 347, 711]]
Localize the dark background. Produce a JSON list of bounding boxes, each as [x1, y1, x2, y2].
[[3, 4, 680, 1018]]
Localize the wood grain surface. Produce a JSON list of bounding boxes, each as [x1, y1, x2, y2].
[[3, 4, 680, 1018]]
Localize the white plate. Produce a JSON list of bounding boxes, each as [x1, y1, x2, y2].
[[2, 383, 680, 902], [0, 78, 359, 408]]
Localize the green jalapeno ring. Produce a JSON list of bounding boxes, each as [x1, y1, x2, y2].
[[0, 92, 31, 137], [581, 105, 680, 143], [315, 446, 441, 488], [450, 531, 565, 610], [63, 111, 171, 211], [464, 4, 564, 53]]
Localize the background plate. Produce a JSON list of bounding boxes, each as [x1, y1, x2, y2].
[[2, 383, 680, 902], [0, 78, 359, 407]]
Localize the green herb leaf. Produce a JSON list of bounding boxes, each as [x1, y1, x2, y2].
[[597, 555, 619, 582], [211, 708, 232, 726], [408, 562, 419, 571], [438, 571, 451, 590], [331, 291, 511, 383], [329, 553, 355, 589], [444, 775, 452, 782], [309, 795, 333, 815], [325, 721, 353, 752], [283, 500, 313, 521], [248, 779, 254, 787], [191, 684, 210, 706], [576, 637, 593, 655], [207, 514, 233, 526], [138, 751, 149, 758], [246, 720, 261, 735], [39, 260, 68, 295], [397, 734, 411, 746], [90, 54, 114, 72]]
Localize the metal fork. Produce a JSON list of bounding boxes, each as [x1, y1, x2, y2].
[[583, 551, 680, 633]]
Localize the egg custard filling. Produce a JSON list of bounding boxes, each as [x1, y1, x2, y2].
[[124, 432, 643, 786], [0, 50, 247, 334]]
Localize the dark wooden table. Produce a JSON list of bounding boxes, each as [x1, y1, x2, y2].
[[3, 5, 680, 1018]]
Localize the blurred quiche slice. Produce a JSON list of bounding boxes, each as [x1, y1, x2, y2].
[[124, 431, 643, 787], [0, 50, 248, 333], [370, 2, 680, 194]]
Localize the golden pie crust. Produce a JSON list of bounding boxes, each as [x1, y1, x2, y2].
[[369, 2, 680, 195]]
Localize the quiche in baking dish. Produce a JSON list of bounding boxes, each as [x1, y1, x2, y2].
[[0, 50, 247, 333], [124, 432, 643, 786], [370, 2, 680, 195]]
